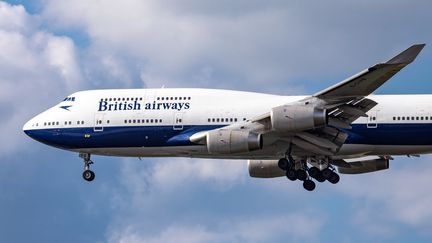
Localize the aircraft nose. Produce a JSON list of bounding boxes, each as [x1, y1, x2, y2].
[[23, 117, 37, 138], [23, 119, 32, 133]]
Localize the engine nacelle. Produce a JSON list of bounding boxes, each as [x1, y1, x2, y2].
[[207, 130, 263, 154], [271, 105, 327, 132], [248, 160, 285, 178], [338, 158, 389, 174]]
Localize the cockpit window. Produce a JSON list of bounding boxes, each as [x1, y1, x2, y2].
[[63, 97, 76, 102]]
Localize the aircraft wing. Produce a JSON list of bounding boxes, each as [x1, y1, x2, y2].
[[313, 44, 425, 103], [191, 44, 425, 157]]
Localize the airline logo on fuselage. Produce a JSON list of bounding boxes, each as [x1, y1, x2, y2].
[[98, 100, 190, 112]]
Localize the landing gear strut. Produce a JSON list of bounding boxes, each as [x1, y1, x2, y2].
[[278, 153, 340, 191], [79, 153, 95, 182]]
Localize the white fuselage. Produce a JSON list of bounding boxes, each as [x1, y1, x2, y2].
[[23, 89, 432, 159]]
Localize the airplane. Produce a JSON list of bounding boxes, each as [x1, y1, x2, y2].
[[23, 44, 428, 191]]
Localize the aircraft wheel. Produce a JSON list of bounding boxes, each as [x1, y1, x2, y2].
[[83, 170, 95, 182], [308, 167, 320, 178], [286, 169, 297, 181], [297, 170, 307, 181], [328, 172, 340, 184], [303, 179, 316, 191], [315, 171, 326, 183], [322, 168, 333, 180], [278, 158, 289, 170]]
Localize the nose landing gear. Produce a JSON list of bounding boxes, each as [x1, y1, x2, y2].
[[79, 153, 95, 182]]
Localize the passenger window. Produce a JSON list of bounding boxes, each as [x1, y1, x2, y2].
[[216, 118, 220, 122], [124, 120, 127, 123], [159, 119, 162, 123], [150, 119, 154, 123]]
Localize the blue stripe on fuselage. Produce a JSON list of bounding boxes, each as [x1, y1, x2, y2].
[[24, 123, 432, 149]]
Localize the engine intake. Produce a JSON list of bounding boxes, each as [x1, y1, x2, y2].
[[271, 105, 327, 132], [248, 160, 285, 178], [207, 130, 263, 154]]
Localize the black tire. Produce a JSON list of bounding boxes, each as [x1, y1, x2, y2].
[[297, 170, 307, 181], [322, 168, 333, 180], [315, 171, 326, 183], [286, 169, 297, 181], [83, 170, 95, 182], [308, 167, 320, 178], [278, 158, 289, 170], [303, 180, 316, 191], [328, 172, 340, 184]]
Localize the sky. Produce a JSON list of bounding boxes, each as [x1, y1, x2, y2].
[[1, 0, 432, 242]]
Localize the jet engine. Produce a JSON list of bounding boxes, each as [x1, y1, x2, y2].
[[207, 130, 263, 154], [248, 160, 285, 178], [271, 105, 327, 132]]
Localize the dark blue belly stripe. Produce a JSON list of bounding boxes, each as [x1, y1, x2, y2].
[[24, 123, 432, 149]]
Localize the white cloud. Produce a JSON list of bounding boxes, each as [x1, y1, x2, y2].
[[41, 0, 432, 94], [0, 2, 85, 155], [109, 213, 325, 243], [43, 34, 83, 90], [337, 156, 432, 234], [114, 158, 246, 206]]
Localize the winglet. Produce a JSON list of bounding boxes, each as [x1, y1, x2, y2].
[[386, 44, 426, 64]]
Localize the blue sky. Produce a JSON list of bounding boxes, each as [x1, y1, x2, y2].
[[2, 0, 432, 242]]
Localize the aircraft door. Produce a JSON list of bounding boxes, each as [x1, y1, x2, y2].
[[94, 113, 105, 132], [173, 112, 184, 130], [367, 110, 378, 128]]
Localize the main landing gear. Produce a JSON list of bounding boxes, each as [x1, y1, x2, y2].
[[277, 156, 340, 191], [79, 153, 95, 182]]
